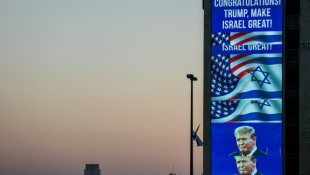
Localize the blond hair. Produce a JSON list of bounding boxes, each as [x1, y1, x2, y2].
[[234, 126, 256, 139], [234, 156, 257, 162]]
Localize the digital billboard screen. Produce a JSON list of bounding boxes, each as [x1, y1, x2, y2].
[[210, 0, 283, 174]]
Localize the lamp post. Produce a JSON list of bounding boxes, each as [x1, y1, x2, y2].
[[187, 74, 197, 175]]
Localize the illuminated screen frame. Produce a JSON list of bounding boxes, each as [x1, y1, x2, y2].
[[210, 1, 283, 174]]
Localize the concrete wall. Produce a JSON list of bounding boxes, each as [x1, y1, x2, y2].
[[299, 0, 310, 174]]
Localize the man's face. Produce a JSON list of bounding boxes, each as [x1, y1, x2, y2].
[[235, 156, 256, 175], [235, 132, 256, 155]]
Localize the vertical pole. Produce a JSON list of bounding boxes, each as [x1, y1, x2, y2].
[[190, 80, 193, 175]]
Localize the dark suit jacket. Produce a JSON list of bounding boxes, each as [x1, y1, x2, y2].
[[235, 169, 263, 175], [229, 147, 267, 156]]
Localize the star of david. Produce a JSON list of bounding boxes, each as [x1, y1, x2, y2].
[[251, 100, 271, 110], [250, 66, 271, 87]]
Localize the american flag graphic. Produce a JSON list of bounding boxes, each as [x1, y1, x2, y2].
[[211, 100, 282, 123], [212, 31, 282, 45], [211, 54, 282, 100]]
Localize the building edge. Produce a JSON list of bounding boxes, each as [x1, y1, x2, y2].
[[203, 0, 211, 175], [299, 0, 310, 174]]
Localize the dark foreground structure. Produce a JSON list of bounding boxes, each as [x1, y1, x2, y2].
[[84, 164, 100, 175], [203, 0, 310, 174]]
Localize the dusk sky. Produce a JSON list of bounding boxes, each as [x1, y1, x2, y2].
[[0, 1, 204, 175]]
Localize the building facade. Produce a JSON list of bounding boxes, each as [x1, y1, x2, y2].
[[84, 164, 100, 175], [203, 0, 310, 174]]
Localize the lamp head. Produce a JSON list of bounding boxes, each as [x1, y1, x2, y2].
[[187, 74, 197, 81], [187, 74, 194, 79]]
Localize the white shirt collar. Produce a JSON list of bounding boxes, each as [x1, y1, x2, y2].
[[251, 168, 257, 175], [242, 146, 257, 156]]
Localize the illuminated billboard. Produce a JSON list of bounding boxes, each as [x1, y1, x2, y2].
[[210, 0, 283, 174]]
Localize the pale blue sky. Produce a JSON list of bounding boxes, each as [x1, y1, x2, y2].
[[0, 1, 204, 175]]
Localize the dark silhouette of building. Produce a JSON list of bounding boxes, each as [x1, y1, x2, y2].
[[84, 164, 100, 175], [202, 0, 310, 174]]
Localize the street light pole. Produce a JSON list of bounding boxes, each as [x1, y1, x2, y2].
[[187, 74, 197, 175]]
